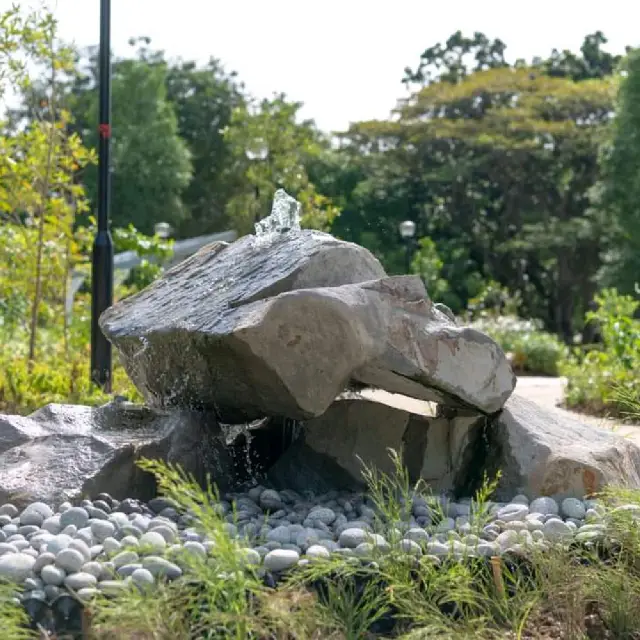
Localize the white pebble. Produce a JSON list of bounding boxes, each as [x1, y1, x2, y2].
[[64, 572, 97, 590], [41, 564, 66, 586], [496, 504, 529, 522], [306, 545, 331, 560], [139, 531, 167, 552], [264, 549, 299, 572], [55, 548, 85, 573], [543, 518, 573, 542], [0, 552, 36, 582]]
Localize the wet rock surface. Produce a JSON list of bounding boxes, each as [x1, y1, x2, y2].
[[100, 232, 515, 419]]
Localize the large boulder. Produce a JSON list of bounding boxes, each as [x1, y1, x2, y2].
[[417, 395, 640, 500], [483, 395, 640, 500], [0, 403, 233, 508], [100, 231, 515, 419], [267, 390, 435, 494]]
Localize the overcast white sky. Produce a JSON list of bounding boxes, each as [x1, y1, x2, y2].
[[2, 0, 638, 132]]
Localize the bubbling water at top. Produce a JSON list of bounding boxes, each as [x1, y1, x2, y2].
[[254, 189, 302, 236]]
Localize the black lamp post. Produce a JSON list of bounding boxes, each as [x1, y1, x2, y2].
[[91, 0, 114, 390], [398, 220, 417, 274]]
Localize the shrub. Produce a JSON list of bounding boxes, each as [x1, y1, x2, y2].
[[561, 288, 640, 416], [471, 315, 566, 376]]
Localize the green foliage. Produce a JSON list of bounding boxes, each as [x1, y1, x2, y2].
[[0, 581, 33, 640], [165, 56, 246, 236], [223, 94, 340, 235], [0, 347, 139, 415], [112, 222, 174, 291], [467, 284, 567, 375], [598, 47, 640, 294], [562, 288, 640, 415], [474, 315, 567, 376], [0, 5, 96, 363], [410, 237, 449, 303], [329, 32, 619, 339], [77, 45, 193, 234]]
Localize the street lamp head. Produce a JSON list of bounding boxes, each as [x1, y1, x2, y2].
[[399, 220, 417, 239], [154, 222, 172, 239]]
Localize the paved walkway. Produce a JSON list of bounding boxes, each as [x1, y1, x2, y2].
[[514, 376, 640, 446]]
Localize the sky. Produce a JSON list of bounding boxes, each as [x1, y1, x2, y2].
[[2, 0, 638, 132]]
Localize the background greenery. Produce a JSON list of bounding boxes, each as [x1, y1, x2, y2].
[[1, 7, 638, 416]]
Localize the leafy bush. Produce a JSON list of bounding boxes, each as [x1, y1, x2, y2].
[[561, 288, 640, 416], [471, 315, 567, 376], [0, 351, 140, 415], [466, 282, 566, 376]]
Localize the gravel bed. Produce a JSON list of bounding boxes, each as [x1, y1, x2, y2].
[[0, 487, 632, 633]]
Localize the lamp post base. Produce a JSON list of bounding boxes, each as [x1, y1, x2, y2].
[[90, 228, 114, 391]]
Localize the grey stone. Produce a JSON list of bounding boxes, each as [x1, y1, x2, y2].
[[20, 502, 53, 526], [496, 504, 529, 522], [543, 518, 574, 542], [481, 396, 640, 499], [561, 498, 586, 520], [0, 504, 18, 518], [264, 549, 300, 572], [398, 539, 422, 556], [0, 552, 35, 582], [98, 580, 129, 595], [308, 508, 336, 525], [55, 548, 85, 573], [112, 550, 140, 568], [46, 534, 72, 555], [33, 552, 55, 573], [0, 403, 237, 508], [60, 507, 90, 530], [81, 562, 104, 578], [41, 565, 66, 586], [44, 585, 61, 600], [139, 531, 167, 551], [146, 524, 176, 544], [91, 520, 116, 542], [182, 541, 207, 559], [529, 497, 559, 516], [141, 556, 182, 580], [131, 567, 155, 588], [77, 587, 99, 601], [64, 572, 97, 590], [103, 537, 121, 554], [69, 539, 92, 563], [117, 564, 142, 578], [338, 528, 369, 549], [101, 229, 514, 420]]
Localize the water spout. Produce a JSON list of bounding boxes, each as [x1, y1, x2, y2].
[[254, 189, 302, 236]]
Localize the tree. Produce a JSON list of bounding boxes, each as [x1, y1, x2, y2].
[[544, 31, 625, 81], [328, 35, 616, 337], [403, 31, 508, 87], [223, 94, 339, 235], [598, 48, 640, 294], [165, 57, 245, 236], [0, 7, 95, 360], [73, 41, 192, 234]]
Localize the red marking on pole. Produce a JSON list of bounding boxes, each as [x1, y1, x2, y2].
[[99, 123, 112, 139]]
